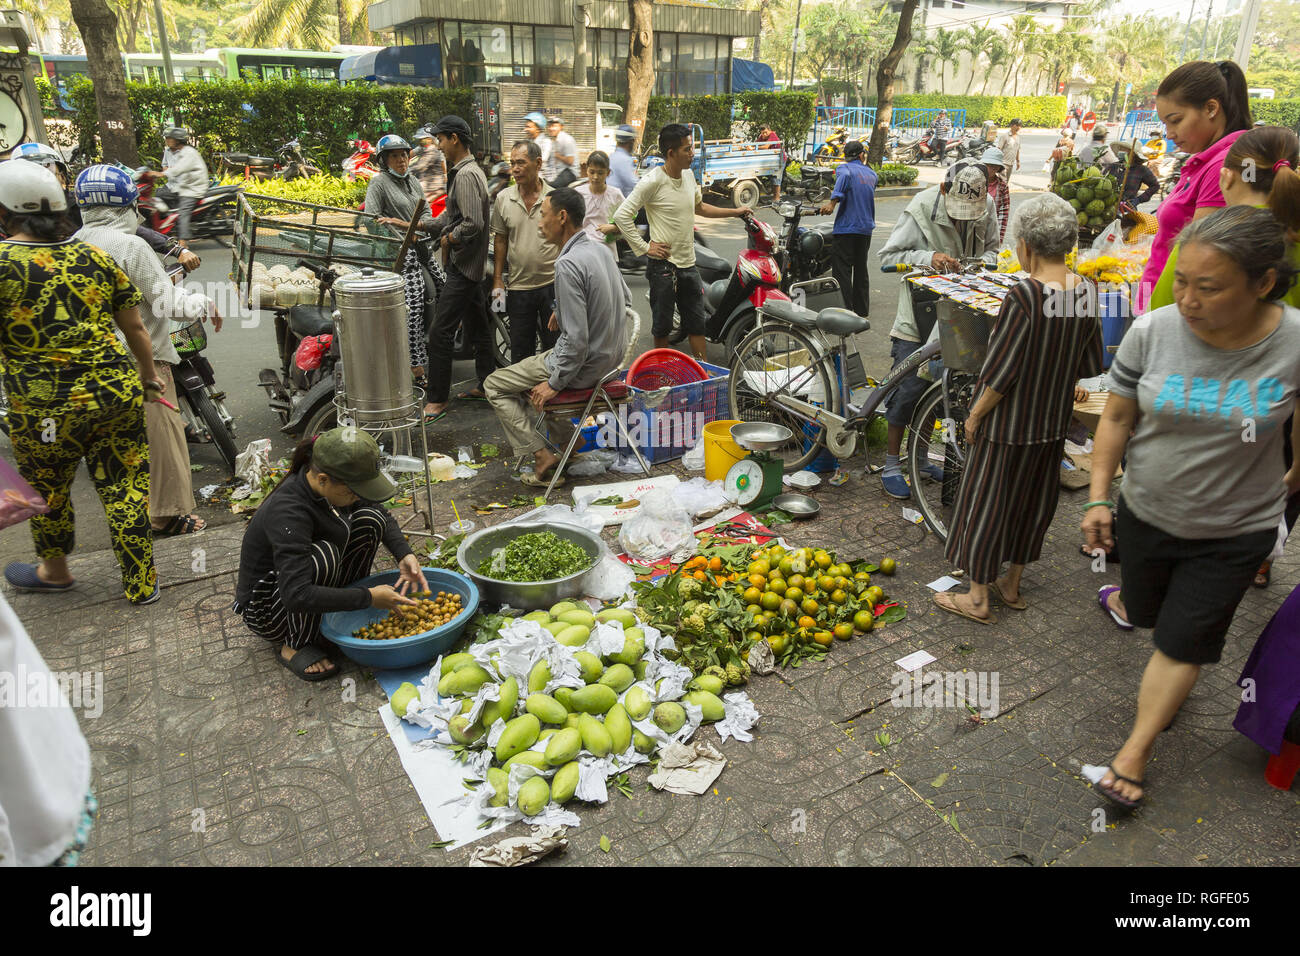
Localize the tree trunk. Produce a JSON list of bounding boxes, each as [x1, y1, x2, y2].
[[867, 0, 918, 167], [1108, 79, 1120, 122], [963, 54, 977, 95], [337, 0, 353, 46], [626, 0, 655, 153], [753, 0, 767, 63], [69, 0, 139, 166]]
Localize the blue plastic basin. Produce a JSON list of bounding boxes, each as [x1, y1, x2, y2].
[[321, 567, 480, 669]]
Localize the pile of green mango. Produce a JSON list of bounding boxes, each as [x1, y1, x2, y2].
[[1052, 157, 1118, 230], [399, 600, 731, 818]]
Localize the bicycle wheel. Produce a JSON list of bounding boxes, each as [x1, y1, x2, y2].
[[728, 323, 838, 473], [906, 380, 969, 542]]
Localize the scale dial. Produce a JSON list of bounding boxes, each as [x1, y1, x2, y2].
[[725, 458, 765, 506]]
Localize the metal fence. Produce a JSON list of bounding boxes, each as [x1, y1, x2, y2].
[[806, 106, 968, 160], [1118, 109, 1175, 154]]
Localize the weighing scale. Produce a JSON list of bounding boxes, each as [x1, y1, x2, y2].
[[725, 422, 794, 511]]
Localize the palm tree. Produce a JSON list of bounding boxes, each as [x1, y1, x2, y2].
[[960, 24, 998, 95], [1098, 14, 1168, 120], [929, 27, 961, 95], [978, 36, 1009, 96], [232, 0, 367, 50], [1002, 14, 1038, 97]]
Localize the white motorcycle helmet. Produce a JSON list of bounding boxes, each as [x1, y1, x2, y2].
[[0, 158, 68, 213]]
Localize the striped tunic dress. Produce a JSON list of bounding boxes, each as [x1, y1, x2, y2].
[[945, 277, 1104, 583]]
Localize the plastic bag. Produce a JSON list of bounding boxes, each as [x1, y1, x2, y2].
[[235, 439, 273, 488], [618, 489, 695, 561], [682, 435, 706, 471], [674, 477, 729, 517], [0, 457, 49, 531], [1090, 220, 1126, 255], [566, 449, 617, 478], [294, 334, 332, 371]]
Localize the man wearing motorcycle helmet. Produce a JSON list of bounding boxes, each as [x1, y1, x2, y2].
[[161, 128, 209, 249], [410, 126, 447, 202], [13, 142, 77, 225], [367, 133, 438, 403], [74, 164, 221, 538]]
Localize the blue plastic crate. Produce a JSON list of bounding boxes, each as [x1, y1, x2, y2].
[[611, 361, 730, 464]]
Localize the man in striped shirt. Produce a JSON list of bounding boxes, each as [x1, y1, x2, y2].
[[981, 146, 1011, 242]]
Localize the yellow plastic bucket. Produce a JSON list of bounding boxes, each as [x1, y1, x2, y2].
[[703, 419, 745, 481]]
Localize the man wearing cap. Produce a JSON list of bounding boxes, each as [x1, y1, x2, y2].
[[524, 112, 554, 182], [234, 428, 429, 681], [546, 117, 580, 188], [424, 115, 495, 420], [980, 146, 1011, 242], [995, 119, 1022, 179], [484, 187, 632, 488], [492, 139, 559, 364], [875, 160, 1000, 500], [818, 140, 876, 317]]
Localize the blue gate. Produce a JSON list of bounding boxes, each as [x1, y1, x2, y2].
[[807, 106, 968, 160]]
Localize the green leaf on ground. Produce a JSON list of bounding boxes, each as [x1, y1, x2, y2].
[[599, 835, 611, 853], [930, 772, 949, 788], [190, 464, 204, 471], [428, 839, 455, 848], [480, 443, 499, 458], [877, 605, 908, 624]]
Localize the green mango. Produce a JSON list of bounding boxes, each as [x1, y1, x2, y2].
[[598, 663, 635, 693], [578, 713, 613, 757], [570, 684, 617, 714], [544, 726, 582, 765], [525, 693, 568, 725], [653, 701, 686, 734], [544, 620, 570, 637], [438, 664, 492, 697], [604, 702, 632, 754], [448, 714, 484, 745], [549, 601, 579, 617], [538, 728, 557, 741], [553, 686, 576, 711], [685, 690, 726, 722], [574, 651, 604, 684], [503, 750, 548, 771], [624, 686, 652, 721], [555, 624, 592, 647], [527, 660, 551, 693], [487, 767, 509, 807], [439, 652, 476, 677], [551, 761, 580, 804], [480, 676, 519, 729], [689, 674, 725, 696], [459, 699, 474, 714], [564, 713, 583, 730], [495, 713, 541, 762], [595, 607, 638, 628], [523, 610, 553, 624], [390, 681, 419, 718], [557, 608, 596, 629], [633, 728, 656, 755], [517, 776, 550, 817], [633, 660, 648, 680], [608, 634, 645, 668]]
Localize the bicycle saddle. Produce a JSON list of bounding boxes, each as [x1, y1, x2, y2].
[[816, 308, 870, 335]]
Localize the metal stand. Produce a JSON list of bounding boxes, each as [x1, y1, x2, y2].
[[333, 386, 437, 539]]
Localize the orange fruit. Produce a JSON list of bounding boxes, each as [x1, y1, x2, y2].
[[833, 623, 854, 641], [760, 591, 782, 611], [797, 615, 816, 629], [812, 629, 834, 646], [743, 586, 763, 605], [879, 558, 897, 575], [748, 573, 767, 589], [814, 552, 833, 570], [830, 588, 848, 605], [865, 586, 885, 605], [748, 559, 770, 576], [853, 610, 875, 632], [708, 556, 723, 572], [779, 598, 800, 619], [801, 597, 819, 615], [767, 545, 786, 559], [786, 573, 806, 592], [854, 571, 872, 587], [745, 630, 764, 644], [784, 586, 804, 603], [693, 569, 707, 581], [817, 575, 836, 592], [745, 604, 762, 616], [767, 634, 788, 655]]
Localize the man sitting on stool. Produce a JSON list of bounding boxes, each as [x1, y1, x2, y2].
[[485, 187, 632, 489]]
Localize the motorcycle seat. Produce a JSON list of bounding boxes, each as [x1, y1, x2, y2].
[[808, 222, 835, 239], [206, 185, 242, 196], [696, 246, 730, 277], [761, 299, 818, 328], [816, 308, 870, 336], [288, 304, 334, 337], [705, 278, 729, 309]]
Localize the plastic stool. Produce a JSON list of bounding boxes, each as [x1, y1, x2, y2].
[[1265, 739, 1300, 790]]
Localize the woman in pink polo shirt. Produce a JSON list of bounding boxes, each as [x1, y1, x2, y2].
[[1137, 60, 1253, 312]]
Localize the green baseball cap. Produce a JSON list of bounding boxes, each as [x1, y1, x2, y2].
[[312, 427, 397, 502]]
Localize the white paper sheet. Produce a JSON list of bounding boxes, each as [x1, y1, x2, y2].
[[894, 650, 937, 672], [926, 575, 962, 592]]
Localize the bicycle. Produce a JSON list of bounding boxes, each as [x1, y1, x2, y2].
[[727, 259, 991, 541]]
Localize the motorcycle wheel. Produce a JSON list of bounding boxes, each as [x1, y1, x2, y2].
[[188, 388, 238, 474], [814, 146, 836, 162]]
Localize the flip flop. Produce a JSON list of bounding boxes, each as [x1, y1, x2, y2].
[[423, 408, 448, 424], [1094, 761, 1145, 809], [1253, 561, 1271, 589], [456, 390, 489, 402], [990, 581, 1027, 610], [1097, 585, 1134, 631], [153, 514, 205, 536], [932, 591, 997, 625], [277, 644, 340, 682], [520, 469, 567, 489], [4, 562, 75, 592]]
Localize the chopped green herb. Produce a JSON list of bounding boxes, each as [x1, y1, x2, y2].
[[477, 531, 593, 582]]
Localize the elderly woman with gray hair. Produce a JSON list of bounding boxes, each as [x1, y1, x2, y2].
[[935, 192, 1104, 625]]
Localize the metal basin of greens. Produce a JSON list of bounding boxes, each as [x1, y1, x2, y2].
[[457, 522, 603, 609]]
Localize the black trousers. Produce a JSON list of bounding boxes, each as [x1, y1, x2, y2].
[[830, 232, 871, 317], [505, 284, 559, 364], [427, 264, 495, 402]]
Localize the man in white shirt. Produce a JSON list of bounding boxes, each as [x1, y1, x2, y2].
[[545, 116, 580, 187], [523, 112, 553, 182], [612, 123, 749, 360], [994, 118, 1022, 179], [161, 127, 209, 248]]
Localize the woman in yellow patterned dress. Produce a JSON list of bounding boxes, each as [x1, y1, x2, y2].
[[0, 161, 164, 604]]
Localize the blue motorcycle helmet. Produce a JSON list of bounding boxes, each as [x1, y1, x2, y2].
[[74, 164, 140, 208]]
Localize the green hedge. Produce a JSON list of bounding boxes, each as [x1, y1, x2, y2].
[[784, 161, 917, 186], [1249, 99, 1300, 131], [67, 77, 473, 169], [867, 94, 1068, 128], [608, 91, 816, 157]]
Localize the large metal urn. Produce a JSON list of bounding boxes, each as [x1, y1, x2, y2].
[[331, 268, 412, 423]]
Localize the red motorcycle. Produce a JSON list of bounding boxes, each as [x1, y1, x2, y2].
[[702, 212, 796, 353], [133, 168, 239, 240], [342, 139, 379, 181]]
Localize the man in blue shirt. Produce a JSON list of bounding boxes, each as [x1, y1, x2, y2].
[[819, 140, 877, 317], [609, 125, 641, 268]]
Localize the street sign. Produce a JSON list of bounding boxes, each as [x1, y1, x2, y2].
[[1081, 110, 1097, 132], [1125, 82, 1132, 94]]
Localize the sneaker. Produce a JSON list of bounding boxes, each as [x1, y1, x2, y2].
[[920, 463, 944, 482], [881, 473, 912, 499]]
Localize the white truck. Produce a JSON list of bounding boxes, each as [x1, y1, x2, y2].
[[469, 82, 624, 166]]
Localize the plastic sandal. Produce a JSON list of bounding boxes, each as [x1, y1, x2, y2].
[[4, 562, 74, 592]]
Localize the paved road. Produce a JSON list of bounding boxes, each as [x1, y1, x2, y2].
[[0, 130, 1064, 564]]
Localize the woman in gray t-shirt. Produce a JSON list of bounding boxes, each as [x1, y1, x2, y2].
[[1082, 206, 1300, 809]]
